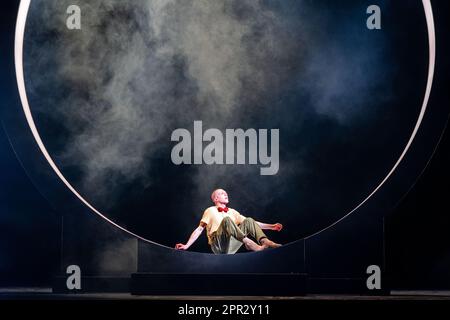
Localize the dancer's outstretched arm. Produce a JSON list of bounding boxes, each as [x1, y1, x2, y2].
[[256, 221, 283, 231], [175, 223, 206, 250]]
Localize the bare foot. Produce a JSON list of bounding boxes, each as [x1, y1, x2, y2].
[[260, 238, 282, 249], [243, 238, 265, 252]]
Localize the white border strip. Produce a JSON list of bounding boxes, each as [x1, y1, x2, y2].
[[14, 0, 435, 244]]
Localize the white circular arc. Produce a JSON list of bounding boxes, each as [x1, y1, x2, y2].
[[14, 0, 436, 245], [306, 0, 436, 239], [14, 0, 158, 246]]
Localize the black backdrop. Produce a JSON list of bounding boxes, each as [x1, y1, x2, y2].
[[1, 0, 450, 289]]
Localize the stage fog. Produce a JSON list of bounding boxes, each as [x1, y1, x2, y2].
[[22, 0, 428, 252]]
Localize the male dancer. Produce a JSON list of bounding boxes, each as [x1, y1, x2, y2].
[[175, 189, 283, 254]]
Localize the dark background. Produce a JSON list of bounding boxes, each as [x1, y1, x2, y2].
[[1, 0, 450, 289], [19, 0, 430, 248]]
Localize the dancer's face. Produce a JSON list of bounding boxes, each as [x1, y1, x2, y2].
[[214, 189, 229, 205]]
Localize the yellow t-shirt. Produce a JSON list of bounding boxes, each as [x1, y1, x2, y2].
[[200, 206, 246, 244]]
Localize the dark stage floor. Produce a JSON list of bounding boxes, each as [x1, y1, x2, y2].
[[1, 288, 450, 300]]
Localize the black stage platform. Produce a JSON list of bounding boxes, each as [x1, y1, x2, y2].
[[130, 273, 307, 296]]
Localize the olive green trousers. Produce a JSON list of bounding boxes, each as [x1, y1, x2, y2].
[[210, 217, 267, 254]]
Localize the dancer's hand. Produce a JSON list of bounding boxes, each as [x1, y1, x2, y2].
[[272, 223, 283, 231], [175, 243, 189, 250]]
